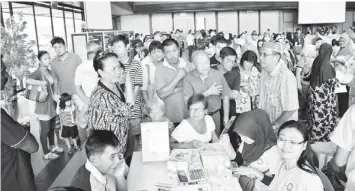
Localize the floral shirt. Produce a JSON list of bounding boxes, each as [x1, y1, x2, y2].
[[239, 66, 260, 110], [88, 81, 133, 154]]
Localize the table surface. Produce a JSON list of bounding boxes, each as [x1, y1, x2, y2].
[[127, 151, 243, 191]]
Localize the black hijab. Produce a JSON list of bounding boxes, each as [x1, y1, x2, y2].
[[232, 109, 277, 165], [309, 43, 335, 89]]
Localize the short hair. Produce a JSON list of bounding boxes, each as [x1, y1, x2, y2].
[[149, 41, 163, 53], [147, 96, 165, 114], [86, 42, 101, 57], [162, 38, 179, 50], [141, 48, 149, 58], [187, 94, 208, 110], [314, 37, 322, 43], [296, 28, 301, 31], [240, 50, 258, 68], [111, 34, 129, 46], [191, 50, 208, 63], [153, 31, 162, 36], [135, 33, 140, 38], [59, 93, 72, 109], [85, 130, 119, 159], [51, 36, 65, 46], [214, 35, 228, 46], [93, 50, 122, 77], [143, 35, 152, 43], [37, 50, 49, 60], [220, 47, 237, 60]]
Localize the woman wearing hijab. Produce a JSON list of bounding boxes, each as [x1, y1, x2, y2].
[[308, 43, 337, 142], [333, 33, 355, 117], [229, 109, 281, 191]]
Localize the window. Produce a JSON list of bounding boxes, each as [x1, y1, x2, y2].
[[65, 11, 75, 51], [74, 12, 83, 32], [11, 3, 37, 52], [34, 6, 52, 52], [52, 9, 66, 43], [2, 2, 11, 26]]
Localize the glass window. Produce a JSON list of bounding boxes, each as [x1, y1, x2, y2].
[[52, 8, 66, 43], [239, 11, 259, 35], [2, 2, 11, 25], [218, 11, 238, 35], [34, 6, 52, 53], [65, 11, 75, 51], [74, 13, 83, 32], [196, 12, 216, 31]]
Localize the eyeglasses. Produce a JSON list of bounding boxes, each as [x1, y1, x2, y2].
[[278, 137, 305, 146], [259, 53, 275, 58], [189, 108, 205, 113], [224, 58, 236, 64]]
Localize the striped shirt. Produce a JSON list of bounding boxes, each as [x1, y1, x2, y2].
[[258, 62, 299, 123], [59, 106, 76, 127], [122, 57, 143, 119]]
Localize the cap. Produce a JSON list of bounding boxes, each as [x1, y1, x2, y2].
[[260, 42, 282, 53]]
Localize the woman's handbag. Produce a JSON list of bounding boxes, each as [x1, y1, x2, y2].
[[24, 73, 49, 102]]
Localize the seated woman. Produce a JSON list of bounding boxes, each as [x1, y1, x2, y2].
[[229, 109, 281, 190], [234, 121, 324, 191], [170, 94, 219, 149]]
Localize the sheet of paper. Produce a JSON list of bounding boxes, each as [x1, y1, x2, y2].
[[141, 122, 170, 162]]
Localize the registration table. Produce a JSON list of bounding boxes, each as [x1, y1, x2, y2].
[[127, 151, 243, 191]]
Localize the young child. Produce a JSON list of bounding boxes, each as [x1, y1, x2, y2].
[[57, 93, 81, 155]]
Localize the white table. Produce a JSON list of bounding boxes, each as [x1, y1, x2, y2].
[[127, 151, 243, 191]]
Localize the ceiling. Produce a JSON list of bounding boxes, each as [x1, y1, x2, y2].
[[111, 1, 355, 15]]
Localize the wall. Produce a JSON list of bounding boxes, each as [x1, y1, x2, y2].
[[118, 9, 355, 35], [85, 2, 113, 29], [121, 14, 150, 34]]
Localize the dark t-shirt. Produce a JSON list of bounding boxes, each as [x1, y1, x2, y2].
[[71, 164, 91, 191], [1, 109, 36, 191], [210, 54, 220, 68]]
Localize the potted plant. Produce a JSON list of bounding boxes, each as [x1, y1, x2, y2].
[[1, 12, 38, 118]]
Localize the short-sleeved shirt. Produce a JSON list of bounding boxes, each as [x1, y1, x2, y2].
[[268, 161, 324, 191], [155, 58, 194, 123], [183, 68, 231, 113], [258, 62, 299, 123], [122, 57, 143, 119], [330, 105, 355, 191], [172, 115, 215, 143], [51, 52, 82, 95], [1, 109, 36, 191], [74, 59, 99, 98], [212, 65, 241, 116]]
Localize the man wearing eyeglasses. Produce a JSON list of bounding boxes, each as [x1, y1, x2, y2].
[[258, 42, 299, 133], [71, 130, 128, 191], [183, 51, 231, 136]]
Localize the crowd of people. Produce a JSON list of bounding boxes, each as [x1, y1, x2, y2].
[[1, 24, 355, 191]]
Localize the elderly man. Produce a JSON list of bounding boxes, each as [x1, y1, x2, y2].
[[183, 50, 230, 135], [258, 42, 299, 132]]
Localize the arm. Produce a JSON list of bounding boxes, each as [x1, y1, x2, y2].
[[222, 95, 230, 123], [124, 72, 135, 105], [296, 67, 303, 92], [76, 85, 90, 104], [211, 131, 219, 143], [14, 132, 39, 153], [272, 110, 297, 129], [156, 69, 186, 100], [183, 77, 194, 104], [169, 136, 195, 149], [141, 64, 149, 104]]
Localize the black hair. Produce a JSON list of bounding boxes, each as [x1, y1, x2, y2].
[[220, 47, 237, 60], [187, 94, 208, 110], [59, 93, 72, 110], [277, 121, 319, 175], [149, 40, 163, 53], [162, 38, 179, 51], [111, 34, 129, 46], [51, 36, 65, 46], [200, 30, 206, 38], [135, 33, 140, 38], [331, 39, 339, 46], [93, 50, 122, 77], [296, 28, 301, 32], [315, 37, 322, 43], [141, 48, 149, 58], [215, 35, 228, 46], [143, 35, 152, 43], [162, 33, 171, 39], [85, 130, 119, 159], [37, 50, 50, 60], [240, 50, 258, 68], [153, 31, 162, 36], [273, 33, 282, 41]]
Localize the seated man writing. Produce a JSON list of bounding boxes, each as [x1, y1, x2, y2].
[[71, 130, 128, 191]]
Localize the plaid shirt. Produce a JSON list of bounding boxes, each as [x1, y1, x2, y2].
[[258, 62, 299, 123]]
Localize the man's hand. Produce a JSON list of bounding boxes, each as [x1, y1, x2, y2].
[[204, 82, 223, 97], [53, 94, 60, 102], [176, 68, 187, 79]]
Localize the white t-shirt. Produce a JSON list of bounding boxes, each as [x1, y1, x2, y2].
[[74, 60, 99, 97], [186, 34, 195, 46], [171, 115, 215, 143], [141, 56, 157, 91], [330, 105, 355, 191], [268, 161, 324, 191]]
